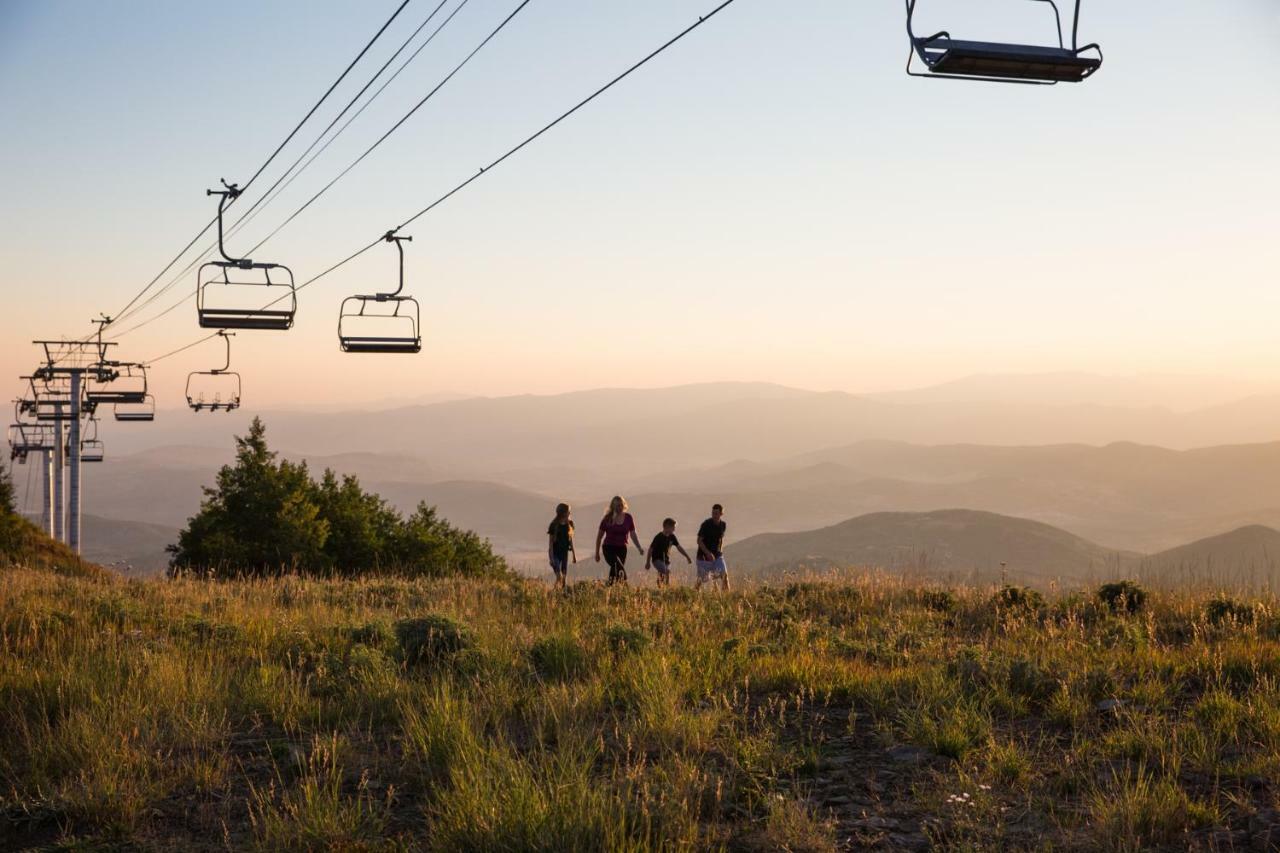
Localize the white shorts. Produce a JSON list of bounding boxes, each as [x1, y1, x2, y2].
[[696, 556, 728, 582]]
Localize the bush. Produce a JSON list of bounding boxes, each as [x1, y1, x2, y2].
[[604, 624, 649, 656], [339, 621, 393, 649], [395, 615, 472, 667], [917, 589, 958, 613], [530, 635, 591, 682], [1205, 597, 1255, 626], [1097, 580, 1148, 614], [168, 418, 509, 579], [992, 586, 1044, 612]]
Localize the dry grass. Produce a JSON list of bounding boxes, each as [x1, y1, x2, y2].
[[2, 565, 1279, 850]]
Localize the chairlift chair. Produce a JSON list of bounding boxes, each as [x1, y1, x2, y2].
[[68, 418, 105, 463], [114, 394, 157, 423], [196, 181, 297, 330], [8, 423, 55, 461], [25, 376, 73, 422], [338, 232, 422, 354], [85, 362, 148, 405], [186, 331, 242, 413], [905, 0, 1102, 83]]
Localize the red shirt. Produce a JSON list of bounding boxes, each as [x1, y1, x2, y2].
[[599, 512, 636, 548]]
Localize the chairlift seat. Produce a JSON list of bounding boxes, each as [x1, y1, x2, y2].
[[197, 260, 297, 331], [338, 335, 423, 354], [75, 440, 105, 463], [197, 307, 296, 331], [114, 395, 156, 423], [913, 37, 1100, 82]]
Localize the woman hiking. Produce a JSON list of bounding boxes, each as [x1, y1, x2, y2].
[[595, 495, 643, 586]]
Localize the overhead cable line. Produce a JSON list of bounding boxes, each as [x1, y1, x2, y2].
[[103, 0, 415, 328], [112, 0, 502, 340], [109, 0, 463, 330], [244, 0, 534, 257], [144, 0, 741, 367]]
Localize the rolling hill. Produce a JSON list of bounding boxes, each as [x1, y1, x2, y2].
[[729, 509, 1137, 586], [1139, 525, 1280, 588]]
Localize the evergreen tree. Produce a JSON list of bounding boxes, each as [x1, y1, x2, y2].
[[0, 460, 14, 518], [169, 418, 508, 579], [169, 418, 327, 575]]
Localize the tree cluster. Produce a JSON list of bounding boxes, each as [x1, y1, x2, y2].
[[168, 418, 508, 579]]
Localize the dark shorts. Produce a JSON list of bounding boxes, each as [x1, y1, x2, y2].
[[602, 544, 628, 581], [550, 552, 569, 575]]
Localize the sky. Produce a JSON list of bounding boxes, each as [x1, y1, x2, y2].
[[1, 0, 1279, 408]]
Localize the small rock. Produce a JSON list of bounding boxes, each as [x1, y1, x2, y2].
[[1250, 810, 1280, 852], [886, 832, 929, 851], [851, 816, 900, 831], [1095, 699, 1125, 713], [886, 745, 930, 764]]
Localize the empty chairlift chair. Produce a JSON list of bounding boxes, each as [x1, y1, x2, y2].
[[114, 394, 156, 423], [8, 423, 55, 462], [186, 331, 242, 413], [338, 232, 422, 354], [196, 181, 297, 330], [73, 418, 105, 463], [85, 362, 148, 405], [905, 0, 1102, 83], [25, 376, 73, 422]]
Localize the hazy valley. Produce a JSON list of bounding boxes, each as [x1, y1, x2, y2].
[[40, 375, 1280, 586]]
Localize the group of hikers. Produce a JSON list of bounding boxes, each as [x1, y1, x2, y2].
[[546, 497, 729, 590]]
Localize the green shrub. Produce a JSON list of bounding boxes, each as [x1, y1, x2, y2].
[[1008, 658, 1058, 703], [339, 621, 393, 649], [917, 588, 958, 613], [1096, 580, 1148, 614], [604, 624, 649, 656], [1205, 597, 1255, 626], [530, 635, 591, 682], [395, 615, 472, 667], [992, 586, 1044, 612]]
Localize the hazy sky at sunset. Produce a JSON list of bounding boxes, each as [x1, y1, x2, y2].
[[1, 0, 1278, 406]]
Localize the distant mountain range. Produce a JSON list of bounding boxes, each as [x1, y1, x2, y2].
[[101, 379, 1280, 479], [729, 509, 1136, 585], [729, 510, 1280, 589], [33, 377, 1280, 578]]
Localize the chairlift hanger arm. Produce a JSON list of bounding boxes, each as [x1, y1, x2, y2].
[[207, 181, 252, 267], [381, 230, 413, 299], [214, 331, 234, 374]]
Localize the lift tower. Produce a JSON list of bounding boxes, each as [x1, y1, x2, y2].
[[32, 338, 116, 554]]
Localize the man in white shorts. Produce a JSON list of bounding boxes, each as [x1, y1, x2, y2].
[[695, 503, 730, 591]]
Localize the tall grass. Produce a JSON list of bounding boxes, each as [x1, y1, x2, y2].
[[2, 566, 1279, 849]]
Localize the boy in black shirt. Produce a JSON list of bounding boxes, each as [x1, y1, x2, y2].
[[546, 503, 576, 590], [645, 517, 692, 587], [695, 503, 729, 591]]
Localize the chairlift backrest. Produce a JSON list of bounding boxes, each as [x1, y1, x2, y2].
[[905, 0, 1102, 83], [195, 181, 297, 330], [338, 232, 422, 354]]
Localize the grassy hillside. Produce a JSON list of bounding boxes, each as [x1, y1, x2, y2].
[[1140, 525, 1280, 589], [731, 509, 1135, 586], [3, 563, 1280, 850]]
